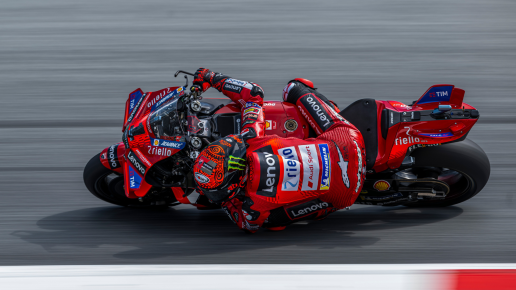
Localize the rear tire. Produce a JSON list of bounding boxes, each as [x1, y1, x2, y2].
[[405, 139, 490, 207]]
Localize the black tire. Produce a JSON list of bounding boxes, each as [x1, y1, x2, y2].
[[83, 153, 133, 206], [406, 138, 490, 207], [83, 153, 176, 207]]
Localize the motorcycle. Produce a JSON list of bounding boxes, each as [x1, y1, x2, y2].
[[83, 70, 490, 209]]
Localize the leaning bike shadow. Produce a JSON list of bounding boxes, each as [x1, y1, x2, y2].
[[12, 205, 463, 262]]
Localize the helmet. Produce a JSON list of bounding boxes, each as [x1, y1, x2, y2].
[[193, 134, 247, 204]]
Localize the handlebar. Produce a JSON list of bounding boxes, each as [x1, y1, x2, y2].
[[174, 70, 195, 77]]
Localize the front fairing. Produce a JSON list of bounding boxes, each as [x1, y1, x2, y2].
[[122, 86, 187, 198]]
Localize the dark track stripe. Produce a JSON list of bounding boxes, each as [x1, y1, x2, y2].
[[0, 116, 512, 129]]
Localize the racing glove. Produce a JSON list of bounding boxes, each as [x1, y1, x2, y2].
[[193, 68, 214, 92]]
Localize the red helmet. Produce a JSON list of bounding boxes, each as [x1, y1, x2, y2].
[[193, 135, 247, 203]]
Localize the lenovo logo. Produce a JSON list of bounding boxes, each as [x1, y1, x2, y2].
[[256, 147, 279, 197], [127, 151, 147, 176], [108, 144, 120, 169], [285, 198, 332, 219], [306, 96, 331, 127]]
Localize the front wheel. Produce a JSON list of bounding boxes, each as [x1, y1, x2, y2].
[[83, 153, 177, 207], [404, 139, 490, 207]]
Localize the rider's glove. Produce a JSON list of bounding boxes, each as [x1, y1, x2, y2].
[[193, 68, 214, 92]]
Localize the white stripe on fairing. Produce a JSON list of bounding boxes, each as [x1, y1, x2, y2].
[[0, 264, 515, 290]]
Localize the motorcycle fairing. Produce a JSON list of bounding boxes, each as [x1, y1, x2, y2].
[[373, 85, 478, 171], [415, 85, 454, 104], [123, 86, 185, 132], [123, 88, 144, 131], [123, 161, 152, 198], [414, 84, 465, 108], [100, 142, 126, 174], [120, 86, 188, 198]]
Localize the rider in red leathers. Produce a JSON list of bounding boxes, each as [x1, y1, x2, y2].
[[192, 68, 366, 233]]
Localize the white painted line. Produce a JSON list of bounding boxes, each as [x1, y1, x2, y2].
[[0, 264, 515, 290]]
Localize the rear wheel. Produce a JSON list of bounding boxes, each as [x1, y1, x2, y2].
[[403, 139, 490, 207], [83, 153, 177, 207]]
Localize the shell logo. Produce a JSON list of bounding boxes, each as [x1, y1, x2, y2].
[[373, 180, 390, 191], [265, 120, 276, 130], [153, 139, 160, 146]]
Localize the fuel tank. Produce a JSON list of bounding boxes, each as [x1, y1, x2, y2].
[[213, 100, 310, 139]]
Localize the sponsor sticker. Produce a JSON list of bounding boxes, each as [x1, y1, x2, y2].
[[224, 83, 243, 94], [333, 141, 350, 188], [256, 147, 279, 197], [278, 147, 300, 191], [108, 144, 120, 169], [151, 138, 186, 150], [298, 144, 320, 191], [147, 87, 172, 109], [354, 140, 363, 193], [128, 89, 144, 115], [243, 113, 258, 121], [373, 180, 391, 191], [318, 144, 331, 190], [418, 132, 453, 138], [150, 87, 184, 112], [244, 107, 260, 115], [147, 145, 173, 157], [126, 92, 145, 124], [265, 120, 277, 130], [128, 165, 142, 189], [303, 95, 334, 131], [226, 78, 248, 87], [134, 148, 152, 167], [285, 198, 332, 219], [197, 155, 216, 174], [195, 172, 210, 184], [127, 151, 147, 176], [417, 86, 453, 104]]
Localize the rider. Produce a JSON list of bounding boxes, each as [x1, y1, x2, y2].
[[192, 68, 366, 233]]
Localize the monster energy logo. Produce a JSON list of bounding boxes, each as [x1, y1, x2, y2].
[[228, 156, 246, 170]]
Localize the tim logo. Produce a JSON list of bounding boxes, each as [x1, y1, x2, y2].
[[429, 91, 448, 98], [278, 146, 300, 191]]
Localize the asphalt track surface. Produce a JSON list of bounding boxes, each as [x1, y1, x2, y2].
[[1, 0, 515, 265]]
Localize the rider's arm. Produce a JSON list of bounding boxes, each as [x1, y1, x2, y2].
[[193, 68, 265, 140]]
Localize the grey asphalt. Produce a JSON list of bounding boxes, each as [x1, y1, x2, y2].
[[0, 0, 515, 265]]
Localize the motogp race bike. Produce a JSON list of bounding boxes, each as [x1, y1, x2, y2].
[[83, 70, 490, 209]]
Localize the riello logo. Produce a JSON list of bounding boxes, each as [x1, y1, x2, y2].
[[395, 135, 421, 145]]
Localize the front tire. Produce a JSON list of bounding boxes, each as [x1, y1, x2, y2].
[[406, 139, 490, 207], [83, 153, 175, 207]]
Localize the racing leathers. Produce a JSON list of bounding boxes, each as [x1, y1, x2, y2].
[[194, 69, 366, 233]]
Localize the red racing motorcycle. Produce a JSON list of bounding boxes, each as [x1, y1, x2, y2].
[[83, 70, 490, 208]]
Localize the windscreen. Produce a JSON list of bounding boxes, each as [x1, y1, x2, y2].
[[148, 98, 182, 138]]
